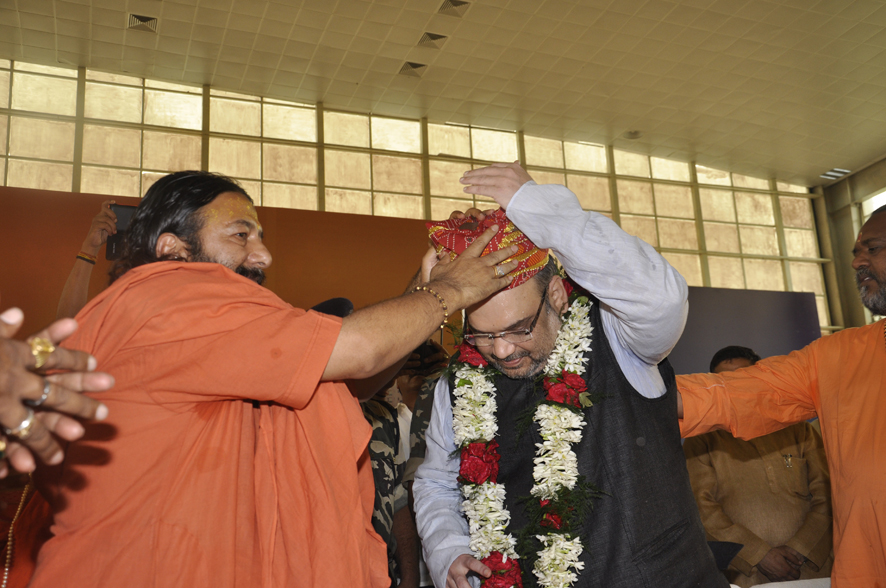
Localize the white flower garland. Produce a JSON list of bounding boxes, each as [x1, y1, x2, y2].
[[452, 297, 594, 588]]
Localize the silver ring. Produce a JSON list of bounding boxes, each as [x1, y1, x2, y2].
[[494, 265, 505, 278], [3, 408, 36, 441], [24, 379, 51, 409]]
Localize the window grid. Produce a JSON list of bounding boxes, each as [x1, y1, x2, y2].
[[0, 59, 833, 329]]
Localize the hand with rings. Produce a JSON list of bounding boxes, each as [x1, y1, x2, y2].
[[0, 305, 113, 477]]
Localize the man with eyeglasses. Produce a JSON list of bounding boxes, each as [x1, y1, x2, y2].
[[414, 163, 727, 588]]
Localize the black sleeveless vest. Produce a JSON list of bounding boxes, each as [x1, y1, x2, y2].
[[453, 299, 726, 588]]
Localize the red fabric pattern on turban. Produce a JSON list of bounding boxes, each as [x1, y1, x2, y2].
[[426, 209, 550, 289]]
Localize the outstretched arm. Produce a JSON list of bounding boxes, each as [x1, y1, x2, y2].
[[57, 200, 117, 319], [322, 225, 518, 382]]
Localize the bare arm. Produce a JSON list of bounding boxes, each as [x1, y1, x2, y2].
[[322, 225, 518, 381], [392, 505, 420, 588], [57, 200, 117, 319]]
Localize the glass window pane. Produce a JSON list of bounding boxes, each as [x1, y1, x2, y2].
[[708, 256, 745, 289], [430, 160, 469, 197], [142, 171, 168, 194], [653, 183, 694, 218], [237, 180, 261, 201], [145, 80, 201, 93], [696, 165, 731, 186], [744, 258, 785, 291], [142, 131, 201, 171], [262, 143, 316, 184], [613, 149, 649, 177], [371, 117, 421, 153], [784, 229, 819, 258], [144, 90, 203, 130], [210, 98, 261, 136], [471, 128, 517, 162], [732, 173, 770, 190], [85, 82, 143, 123], [263, 104, 316, 142], [7, 159, 72, 191], [374, 192, 424, 219], [531, 170, 565, 186], [658, 218, 698, 250], [428, 124, 470, 157], [0, 71, 9, 109], [739, 225, 780, 255], [11, 73, 77, 116], [619, 214, 658, 247], [86, 70, 143, 85], [815, 296, 829, 326], [0, 157, 5, 185], [326, 188, 371, 215], [616, 180, 654, 214], [780, 196, 814, 229], [735, 192, 775, 225], [566, 174, 610, 211], [82, 125, 141, 168], [14, 63, 77, 77], [9, 117, 75, 161], [324, 111, 369, 147], [210, 89, 259, 101], [650, 157, 690, 182], [325, 150, 371, 189], [430, 196, 473, 220], [261, 182, 317, 210], [564, 142, 607, 173], [80, 166, 141, 197], [208, 138, 261, 179], [789, 262, 824, 295], [699, 188, 735, 222], [703, 222, 741, 253], [372, 154, 422, 194], [661, 252, 703, 286], [0, 116, 7, 155], [777, 181, 808, 194], [525, 135, 564, 168]]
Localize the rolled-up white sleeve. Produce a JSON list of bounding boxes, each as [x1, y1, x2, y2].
[[413, 377, 477, 588], [507, 181, 689, 397]]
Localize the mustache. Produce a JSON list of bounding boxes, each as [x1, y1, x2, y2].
[[856, 269, 877, 287], [237, 265, 266, 285], [491, 350, 530, 363]]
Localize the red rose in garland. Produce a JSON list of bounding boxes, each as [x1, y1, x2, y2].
[[481, 551, 524, 588], [544, 380, 581, 408], [458, 343, 488, 368], [540, 512, 564, 530], [561, 371, 587, 393], [459, 440, 501, 484], [562, 279, 574, 298]]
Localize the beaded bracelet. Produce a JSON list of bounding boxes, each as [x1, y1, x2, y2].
[[413, 285, 449, 330], [76, 251, 97, 265]]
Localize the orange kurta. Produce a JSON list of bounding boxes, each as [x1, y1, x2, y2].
[[678, 319, 886, 588], [33, 262, 388, 588]]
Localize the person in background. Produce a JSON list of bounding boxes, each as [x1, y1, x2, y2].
[[57, 200, 117, 319], [678, 206, 886, 586], [684, 346, 832, 587]]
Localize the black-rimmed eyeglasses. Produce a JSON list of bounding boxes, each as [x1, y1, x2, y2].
[[464, 289, 548, 347]]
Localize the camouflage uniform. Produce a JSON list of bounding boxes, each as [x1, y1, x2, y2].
[[403, 373, 442, 484], [362, 398, 407, 587]]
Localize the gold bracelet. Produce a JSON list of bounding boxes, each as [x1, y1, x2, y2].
[[413, 286, 449, 330]]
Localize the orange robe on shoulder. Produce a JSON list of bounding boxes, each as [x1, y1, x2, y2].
[[33, 262, 388, 588], [678, 319, 886, 588]]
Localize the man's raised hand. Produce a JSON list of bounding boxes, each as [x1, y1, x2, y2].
[[460, 162, 533, 210]]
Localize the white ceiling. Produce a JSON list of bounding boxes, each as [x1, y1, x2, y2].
[[3, 0, 886, 187]]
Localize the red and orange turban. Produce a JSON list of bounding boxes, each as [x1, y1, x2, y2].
[[426, 209, 550, 289]]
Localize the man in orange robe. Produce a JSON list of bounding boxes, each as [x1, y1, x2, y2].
[[678, 205, 886, 588], [31, 171, 519, 588]]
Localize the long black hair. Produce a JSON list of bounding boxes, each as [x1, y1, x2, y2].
[[109, 171, 251, 283]]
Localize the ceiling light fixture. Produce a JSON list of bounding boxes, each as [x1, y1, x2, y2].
[[819, 167, 851, 180]]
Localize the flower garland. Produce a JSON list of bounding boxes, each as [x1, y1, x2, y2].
[[451, 293, 595, 588]]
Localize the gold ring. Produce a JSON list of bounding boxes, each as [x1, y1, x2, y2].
[[4, 408, 35, 441], [0, 437, 6, 461], [28, 337, 55, 370]]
